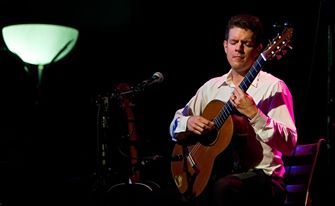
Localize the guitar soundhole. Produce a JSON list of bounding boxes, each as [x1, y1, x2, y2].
[[199, 129, 218, 145]]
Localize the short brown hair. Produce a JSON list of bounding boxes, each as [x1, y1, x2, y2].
[[225, 14, 264, 45]]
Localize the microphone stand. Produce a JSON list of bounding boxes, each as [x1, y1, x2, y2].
[[92, 93, 114, 206], [94, 87, 131, 206], [93, 87, 130, 206], [93, 84, 161, 205]]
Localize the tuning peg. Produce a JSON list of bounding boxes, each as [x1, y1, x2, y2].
[[272, 21, 293, 34], [272, 23, 280, 29]]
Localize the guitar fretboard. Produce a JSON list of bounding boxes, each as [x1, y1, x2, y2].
[[213, 54, 266, 129]]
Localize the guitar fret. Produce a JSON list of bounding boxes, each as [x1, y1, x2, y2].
[[215, 110, 224, 127], [214, 101, 234, 129], [214, 112, 221, 124], [222, 108, 230, 119], [248, 71, 255, 78], [245, 74, 251, 84], [241, 80, 247, 91], [214, 118, 220, 127], [256, 58, 262, 67], [251, 68, 257, 77], [226, 101, 234, 112], [215, 118, 222, 128]]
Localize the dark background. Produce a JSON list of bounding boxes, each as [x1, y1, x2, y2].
[[0, 0, 334, 205]]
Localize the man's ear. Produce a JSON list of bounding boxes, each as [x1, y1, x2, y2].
[[223, 40, 228, 54]]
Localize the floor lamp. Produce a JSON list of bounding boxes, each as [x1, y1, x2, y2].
[[0, 24, 80, 205], [2, 24, 79, 89]]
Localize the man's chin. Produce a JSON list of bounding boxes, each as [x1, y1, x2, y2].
[[232, 66, 249, 74]]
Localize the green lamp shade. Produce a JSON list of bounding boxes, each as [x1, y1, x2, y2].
[[2, 24, 79, 65]]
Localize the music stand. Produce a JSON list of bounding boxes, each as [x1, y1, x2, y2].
[[2, 23, 79, 88]]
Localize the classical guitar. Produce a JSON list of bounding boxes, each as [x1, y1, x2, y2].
[[171, 27, 294, 199]]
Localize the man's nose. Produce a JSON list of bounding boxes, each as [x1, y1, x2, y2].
[[235, 42, 244, 52]]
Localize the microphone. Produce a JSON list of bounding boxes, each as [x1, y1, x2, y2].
[[134, 72, 164, 91], [118, 72, 164, 96], [141, 72, 164, 87]]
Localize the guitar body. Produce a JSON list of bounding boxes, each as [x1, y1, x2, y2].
[[171, 100, 234, 198]]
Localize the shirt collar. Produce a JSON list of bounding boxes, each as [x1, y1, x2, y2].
[[219, 69, 260, 88]]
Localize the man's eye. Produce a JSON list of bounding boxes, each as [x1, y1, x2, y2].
[[244, 42, 255, 47]]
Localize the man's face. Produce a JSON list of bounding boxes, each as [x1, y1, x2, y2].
[[224, 27, 262, 74]]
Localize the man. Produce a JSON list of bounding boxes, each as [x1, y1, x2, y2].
[[169, 14, 297, 206]]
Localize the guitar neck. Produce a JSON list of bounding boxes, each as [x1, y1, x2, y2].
[[239, 54, 266, 92], [213, 54, 266, 129]]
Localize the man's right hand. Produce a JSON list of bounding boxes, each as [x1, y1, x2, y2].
[[187, 116, 215, 135]]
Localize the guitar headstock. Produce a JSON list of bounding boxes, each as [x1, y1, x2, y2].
[[262, 26, 293, 61]]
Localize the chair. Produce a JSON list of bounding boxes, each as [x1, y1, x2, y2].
[[283, 138, 328, 206]]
